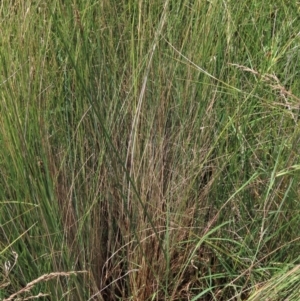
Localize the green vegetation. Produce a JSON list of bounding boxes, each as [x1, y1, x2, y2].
[[1, 1, 300, 300]]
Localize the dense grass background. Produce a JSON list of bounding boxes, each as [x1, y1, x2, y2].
[[1, 0, 300, 300]]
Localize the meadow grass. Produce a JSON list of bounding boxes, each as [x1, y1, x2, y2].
[[1, 0, 300, 300]]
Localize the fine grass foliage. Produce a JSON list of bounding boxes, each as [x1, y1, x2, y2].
[[1, 0, 300, 300]]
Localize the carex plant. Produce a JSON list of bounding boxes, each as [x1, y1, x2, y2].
[[1, 0, 300, 301]]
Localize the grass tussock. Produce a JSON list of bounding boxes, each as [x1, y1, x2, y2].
[[1, 0, 300, 300]]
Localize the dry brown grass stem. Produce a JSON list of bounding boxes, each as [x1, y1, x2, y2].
[[229, 63, 300, 103], [3, 271, 87, 301], [0, 282, 10, 289], [124, 0, 170, 211]]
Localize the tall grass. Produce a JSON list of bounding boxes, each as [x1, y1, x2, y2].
[[1, 0, 300, 300]]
